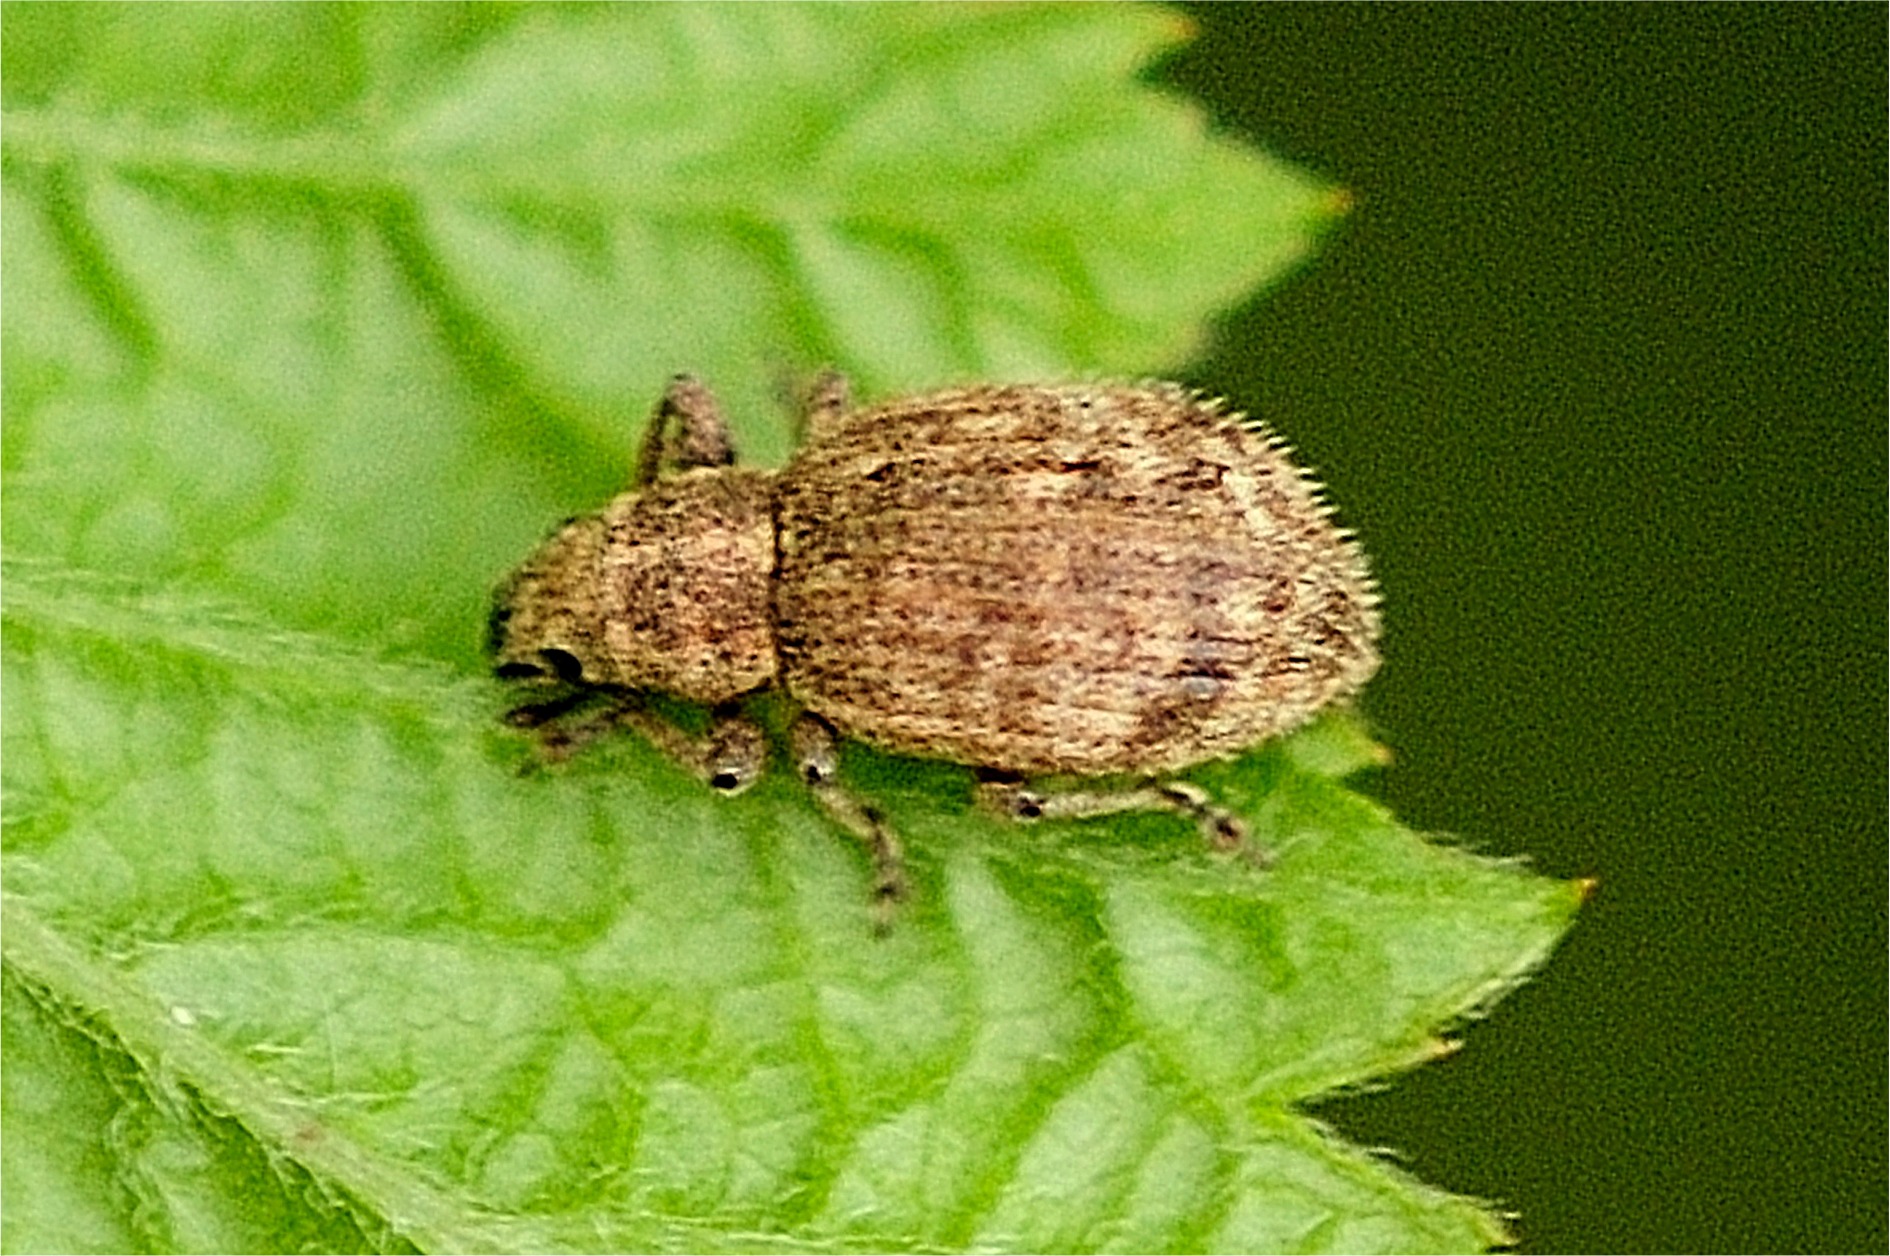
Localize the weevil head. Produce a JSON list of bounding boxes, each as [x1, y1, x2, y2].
[[490, 469, 781, 704], [489, 512, 613, 689]]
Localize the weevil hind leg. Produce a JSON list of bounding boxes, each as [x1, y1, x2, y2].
[[977, 775, 1272, 868], [636, 374, 739, 485], [791, 712, 909, 931]]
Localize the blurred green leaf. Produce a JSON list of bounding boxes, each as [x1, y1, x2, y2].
[[3, 5, 1575, 1253]]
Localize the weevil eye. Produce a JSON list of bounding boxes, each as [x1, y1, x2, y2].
[[537, 647, 585, 683]]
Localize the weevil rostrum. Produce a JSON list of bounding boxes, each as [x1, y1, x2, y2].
[[490, 373, 1379, 920]]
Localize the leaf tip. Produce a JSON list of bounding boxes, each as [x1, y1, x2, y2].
[[1156, 9, 1199, 47]]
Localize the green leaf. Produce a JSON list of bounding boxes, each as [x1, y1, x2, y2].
[[2, 971, 414, 1254], [3, 5, 1576, 1253], [2, 1, 1336, 664]]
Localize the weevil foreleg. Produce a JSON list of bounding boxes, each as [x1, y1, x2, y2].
[[507, 691, 767, 795], [791, 712, 909, 930], [977, 775, 1271, 867]]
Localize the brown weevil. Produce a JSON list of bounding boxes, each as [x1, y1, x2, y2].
[[491, 373, 1379, 921]]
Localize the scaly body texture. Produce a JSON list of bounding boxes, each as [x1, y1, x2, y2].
[[491, 375, 1379, 912], [773, 383, 1378, 774]]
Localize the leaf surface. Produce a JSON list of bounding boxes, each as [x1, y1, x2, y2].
[[2, 6, 1576, 1253]]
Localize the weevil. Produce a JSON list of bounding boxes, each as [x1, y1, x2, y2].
[[491, 373, 1379, 920]]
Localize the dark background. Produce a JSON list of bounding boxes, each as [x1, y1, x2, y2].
[[1159, 7, 1886, 1255]]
